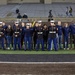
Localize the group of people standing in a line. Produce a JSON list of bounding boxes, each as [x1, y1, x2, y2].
[[0, 20, 75, 51]]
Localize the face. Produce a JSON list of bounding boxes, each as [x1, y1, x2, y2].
[[38, 23, 42, 26], [44, 25, 47, 29], [21, 22, 25, 27], [0, 24, 2, 27], [58, 21, 61, 26], [26, 25, 30, 29], [51, 22, 55, 26], [65, 23, 68, 27], [15, 23, 19, 26], [8, 25, 11, 28], [35, 23, 38, 27], [29, 23, 32, 27], [2, 22, 5, 26]]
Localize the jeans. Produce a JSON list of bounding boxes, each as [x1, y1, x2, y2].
[[48, 38, 58, 51], [24, 37, 32, 50], [6, 36, 12, 48], [36, 39, 44, 51], [58, 35, 62, 49], [63, 36, 69, 48], [13, 37, 21, 50]]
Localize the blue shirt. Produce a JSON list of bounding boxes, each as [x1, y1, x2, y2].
[[24, 28, 33, 37], [69, 24, 75, 34], [2, 25, 7, 35], [57, 25, 62, 35], [63, 27, 70, 36]]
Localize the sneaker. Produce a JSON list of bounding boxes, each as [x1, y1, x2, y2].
[[7, 47, 10, 50], [64, 48, 65, 50], [67, 48, 69, 50], [11, 47, 13, 50]]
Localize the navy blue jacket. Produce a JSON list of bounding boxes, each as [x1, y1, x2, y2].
[[69, 24, 75, 34], [2, 25, 7, 35], [63, 26, 70, 36], [24, 28, 33, 38], [57, 25, 62, 35]]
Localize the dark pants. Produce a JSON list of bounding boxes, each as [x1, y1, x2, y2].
[[33, 36, 37, 49], [63, 36, 69, 48], [58, 35, 62, 49], [36, 39, 44, 51], [5, 35, 7, 47], [48, 38, 58, 51], [13, 37, 21, 50], [70, 34, 75, 49], [24, 37, 32, 50], [21, 35, 24, 48], [6, 36, 12, 48], [43, 37, 48, 49], [0, 37, 4, 49]]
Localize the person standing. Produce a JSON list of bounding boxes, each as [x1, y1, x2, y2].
[[66, 7, 69, 17], [36, 21, 44, 51], [69, 6, 73, 17], [48, 20, 58, 51], [69, 22, 75, 49], [63, 23, 70, 50], [43, 24, 48, 49], [33, 23, 39, 49], [2, 22, 7, 47], [24, 23, 33, 51], [20, 22, 26, 49], [57, 21, 63, 49], [6, 25, 13, 50], [13, 22, 21, 50], [0, 22, 5, 49]]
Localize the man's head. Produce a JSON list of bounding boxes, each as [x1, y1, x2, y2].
[[58, 21, 61, 26], [64, 23, 68, 27], [35, 23, 38, 27], [26, 25, 30, 29], [26, 23, 30, 29], [8, 25, 11, 29], [15, 23, 19, 27], [15, 21, 19, 26], [38, 20, 42, 27], [2, 22, 6, 26], [50, 20, 55, 26], [21, 22, 25, 27], [0, 22, 3, 28]]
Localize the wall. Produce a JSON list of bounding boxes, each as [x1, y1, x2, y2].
[[7, 0, 40, 4], [22, 0, 40, 3], [44, 0, 52, 4], [0, 0, 7, 5], [52, 0, 75, 3], [0, 0, 75, 5], [44, 0, 75, 4]]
